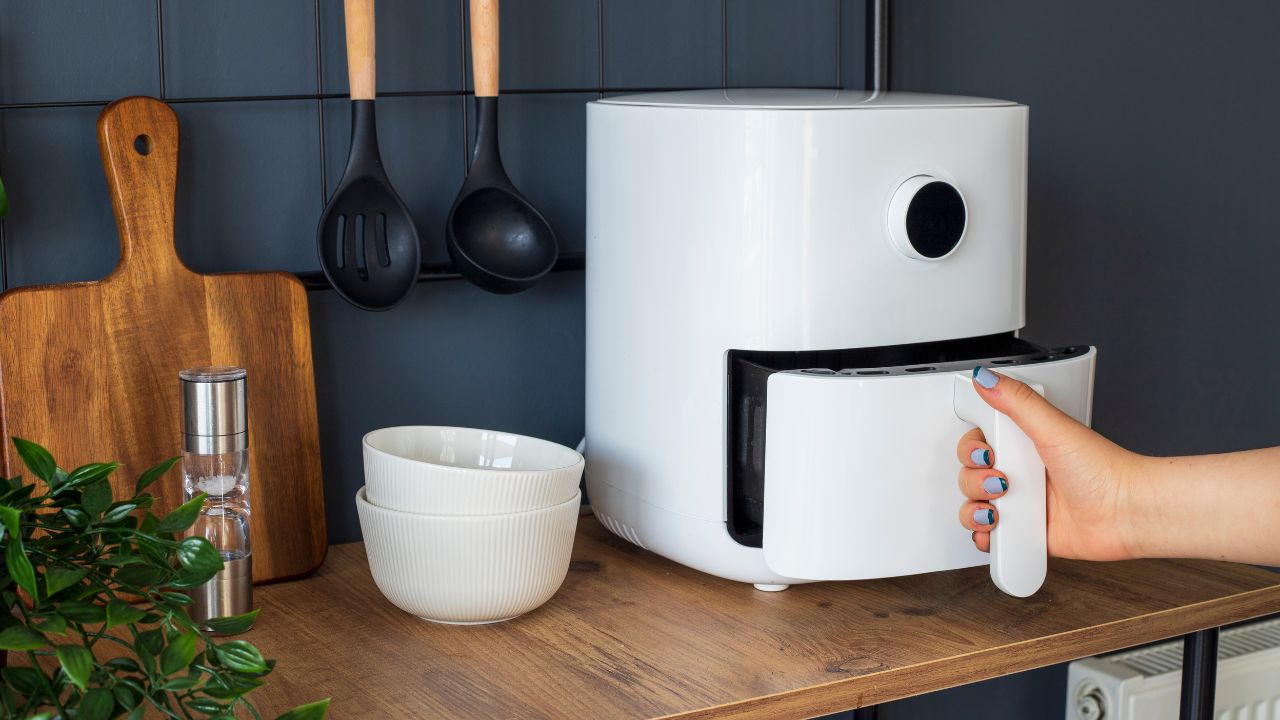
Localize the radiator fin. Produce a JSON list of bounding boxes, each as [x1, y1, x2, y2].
[[1108, 619, 1280, 677]]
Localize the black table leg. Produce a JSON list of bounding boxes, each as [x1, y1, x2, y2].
[[1179, 627, 1220, 720], [852, 706, 879, 720]]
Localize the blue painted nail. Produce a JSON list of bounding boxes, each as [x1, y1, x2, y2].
[[974, 508, 995, 526], [973, 366, 999, 389], [970, 448, 991, 466], [982, 476, 1008, 495]]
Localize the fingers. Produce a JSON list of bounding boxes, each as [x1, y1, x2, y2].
[[956, 426, 993, 468], [971, 530, 990, 553], [958, 466, 1008, 500], [971, 365, 1084, 448], [959, 501, 998, 533]]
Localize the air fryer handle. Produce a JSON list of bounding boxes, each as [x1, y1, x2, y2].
[[953, 375, 1047, 597]]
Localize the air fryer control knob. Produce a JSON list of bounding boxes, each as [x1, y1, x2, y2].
[[888, 175, 967, 261]]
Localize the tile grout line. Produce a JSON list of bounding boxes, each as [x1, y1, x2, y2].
[[314, 0, 328, 206], [596, 0, 605, 99], [721, 0, 732, 87], [460, 0, 471, 174], [834, 0, 843, 88], [155, 0, 167, 99]]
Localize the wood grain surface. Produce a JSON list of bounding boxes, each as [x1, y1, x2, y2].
[[0, 97, 326, 583], [469, 0, 500, 97], [343, 0, 376, 100], [242, 517, 1280, 718]]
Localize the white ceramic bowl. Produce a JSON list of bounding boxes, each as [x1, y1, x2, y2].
[[356, 486, 579, 624], [363, 426, 584, 515]]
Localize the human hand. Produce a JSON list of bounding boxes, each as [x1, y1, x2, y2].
[[956, 366, 1144, 561]]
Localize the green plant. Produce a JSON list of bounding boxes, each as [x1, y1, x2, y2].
[[0, 438, 329, 720]]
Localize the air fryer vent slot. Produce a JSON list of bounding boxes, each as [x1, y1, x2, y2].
[[598, 513, 647, 550]]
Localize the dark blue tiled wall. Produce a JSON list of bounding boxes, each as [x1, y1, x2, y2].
[[0, 2, 861, 544]]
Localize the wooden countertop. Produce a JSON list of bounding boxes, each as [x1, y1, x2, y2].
[[244, 516, 1280, 719]]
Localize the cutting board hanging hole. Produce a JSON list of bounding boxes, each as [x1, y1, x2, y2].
[[134, 134, 151, 156]]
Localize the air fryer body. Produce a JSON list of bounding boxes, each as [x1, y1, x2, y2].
[[584, 90, 1095, 587]]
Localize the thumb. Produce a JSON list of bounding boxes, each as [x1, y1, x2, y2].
[[971, 365, 1083, 448]]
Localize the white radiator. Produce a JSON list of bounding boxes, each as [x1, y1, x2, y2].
[[1066, 618, 1280, 720]]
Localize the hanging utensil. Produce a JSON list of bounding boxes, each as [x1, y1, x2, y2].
[[317, 0, 421, 311], [446, 0, 558, 295]]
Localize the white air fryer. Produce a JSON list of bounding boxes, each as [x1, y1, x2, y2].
[[584, 89, 1096, 597]]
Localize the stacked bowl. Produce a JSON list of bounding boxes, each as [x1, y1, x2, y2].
[[356, 426, 584, 624]]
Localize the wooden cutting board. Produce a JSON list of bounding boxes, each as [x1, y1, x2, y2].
[[0, 96, 326, 583]]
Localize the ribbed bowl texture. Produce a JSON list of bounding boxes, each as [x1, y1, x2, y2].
[[363, 426, 583, 515], [356, 487, 580, 624]]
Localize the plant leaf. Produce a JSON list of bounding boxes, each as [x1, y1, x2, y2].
[[160, 631, 197, 676], [163, 675, 199, 691], [98, 553, 144, 568], [201, 609, 259, 636], [105, 599, 146, 629], [62, 507, 89, 528], [102, 502, 139, 524], [32, 614, 66, 635], [113, 684, 139, 710], [0, 625, 45, 651], [82, 479, 112, 517], [106, 657, 140, 673], [78, 687, 114, 720], [0, 504, 18, 541], [203, 673, 264, 699], [56, 601, 105, 624], [158, 493, 206, 534], [66, 462, 118, 487], [185, 698, 225, 714], [5, 538, 36, 598], [11, 438, 55, 483], [55, 644, 93, 691], [175, 536, 223, 578], [214, 640, 268, 674], [45, 565, 88, 596], [136, 628, 165, 658], [2, 666, 45, 696], [157, 590, 192, 606], [114, 565, 168, 590], [135, 456, 180, 494], [275, 699, 331, 720]]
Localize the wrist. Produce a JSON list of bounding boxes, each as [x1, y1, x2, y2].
[[1114, 451, 1159, 560]]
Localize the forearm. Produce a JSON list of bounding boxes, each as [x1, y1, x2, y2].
[[1122, 446, 1280, 564]]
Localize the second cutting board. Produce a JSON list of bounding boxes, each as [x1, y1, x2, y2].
[[0, 96, 326, 583]]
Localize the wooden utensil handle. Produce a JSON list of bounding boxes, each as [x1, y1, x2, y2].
[[345, 0, 376, 100], [470, 0, 499, 97], [97, 96, 182, 276]]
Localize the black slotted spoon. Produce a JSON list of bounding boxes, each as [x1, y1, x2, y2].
[[317, 0, 421, 311]]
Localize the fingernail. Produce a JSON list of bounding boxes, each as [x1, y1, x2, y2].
[[973, 365, 999, 389], [982, 476, 1008, 495], [973, 508, 995, 526], [970, 448, 991, 466]]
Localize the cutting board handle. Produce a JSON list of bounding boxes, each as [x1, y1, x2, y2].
[[98, 96, 184, 279]]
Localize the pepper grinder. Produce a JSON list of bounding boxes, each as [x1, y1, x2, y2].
[[180, 366, 254, 633]]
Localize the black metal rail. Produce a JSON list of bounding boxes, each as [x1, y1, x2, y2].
[[1179, 627, 1220, 720]]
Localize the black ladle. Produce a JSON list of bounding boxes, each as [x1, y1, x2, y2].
[[447, 0, 558, 295], [316, 0, 421, 311]]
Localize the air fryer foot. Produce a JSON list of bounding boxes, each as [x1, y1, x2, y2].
[[753, 583, 790, 592]]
